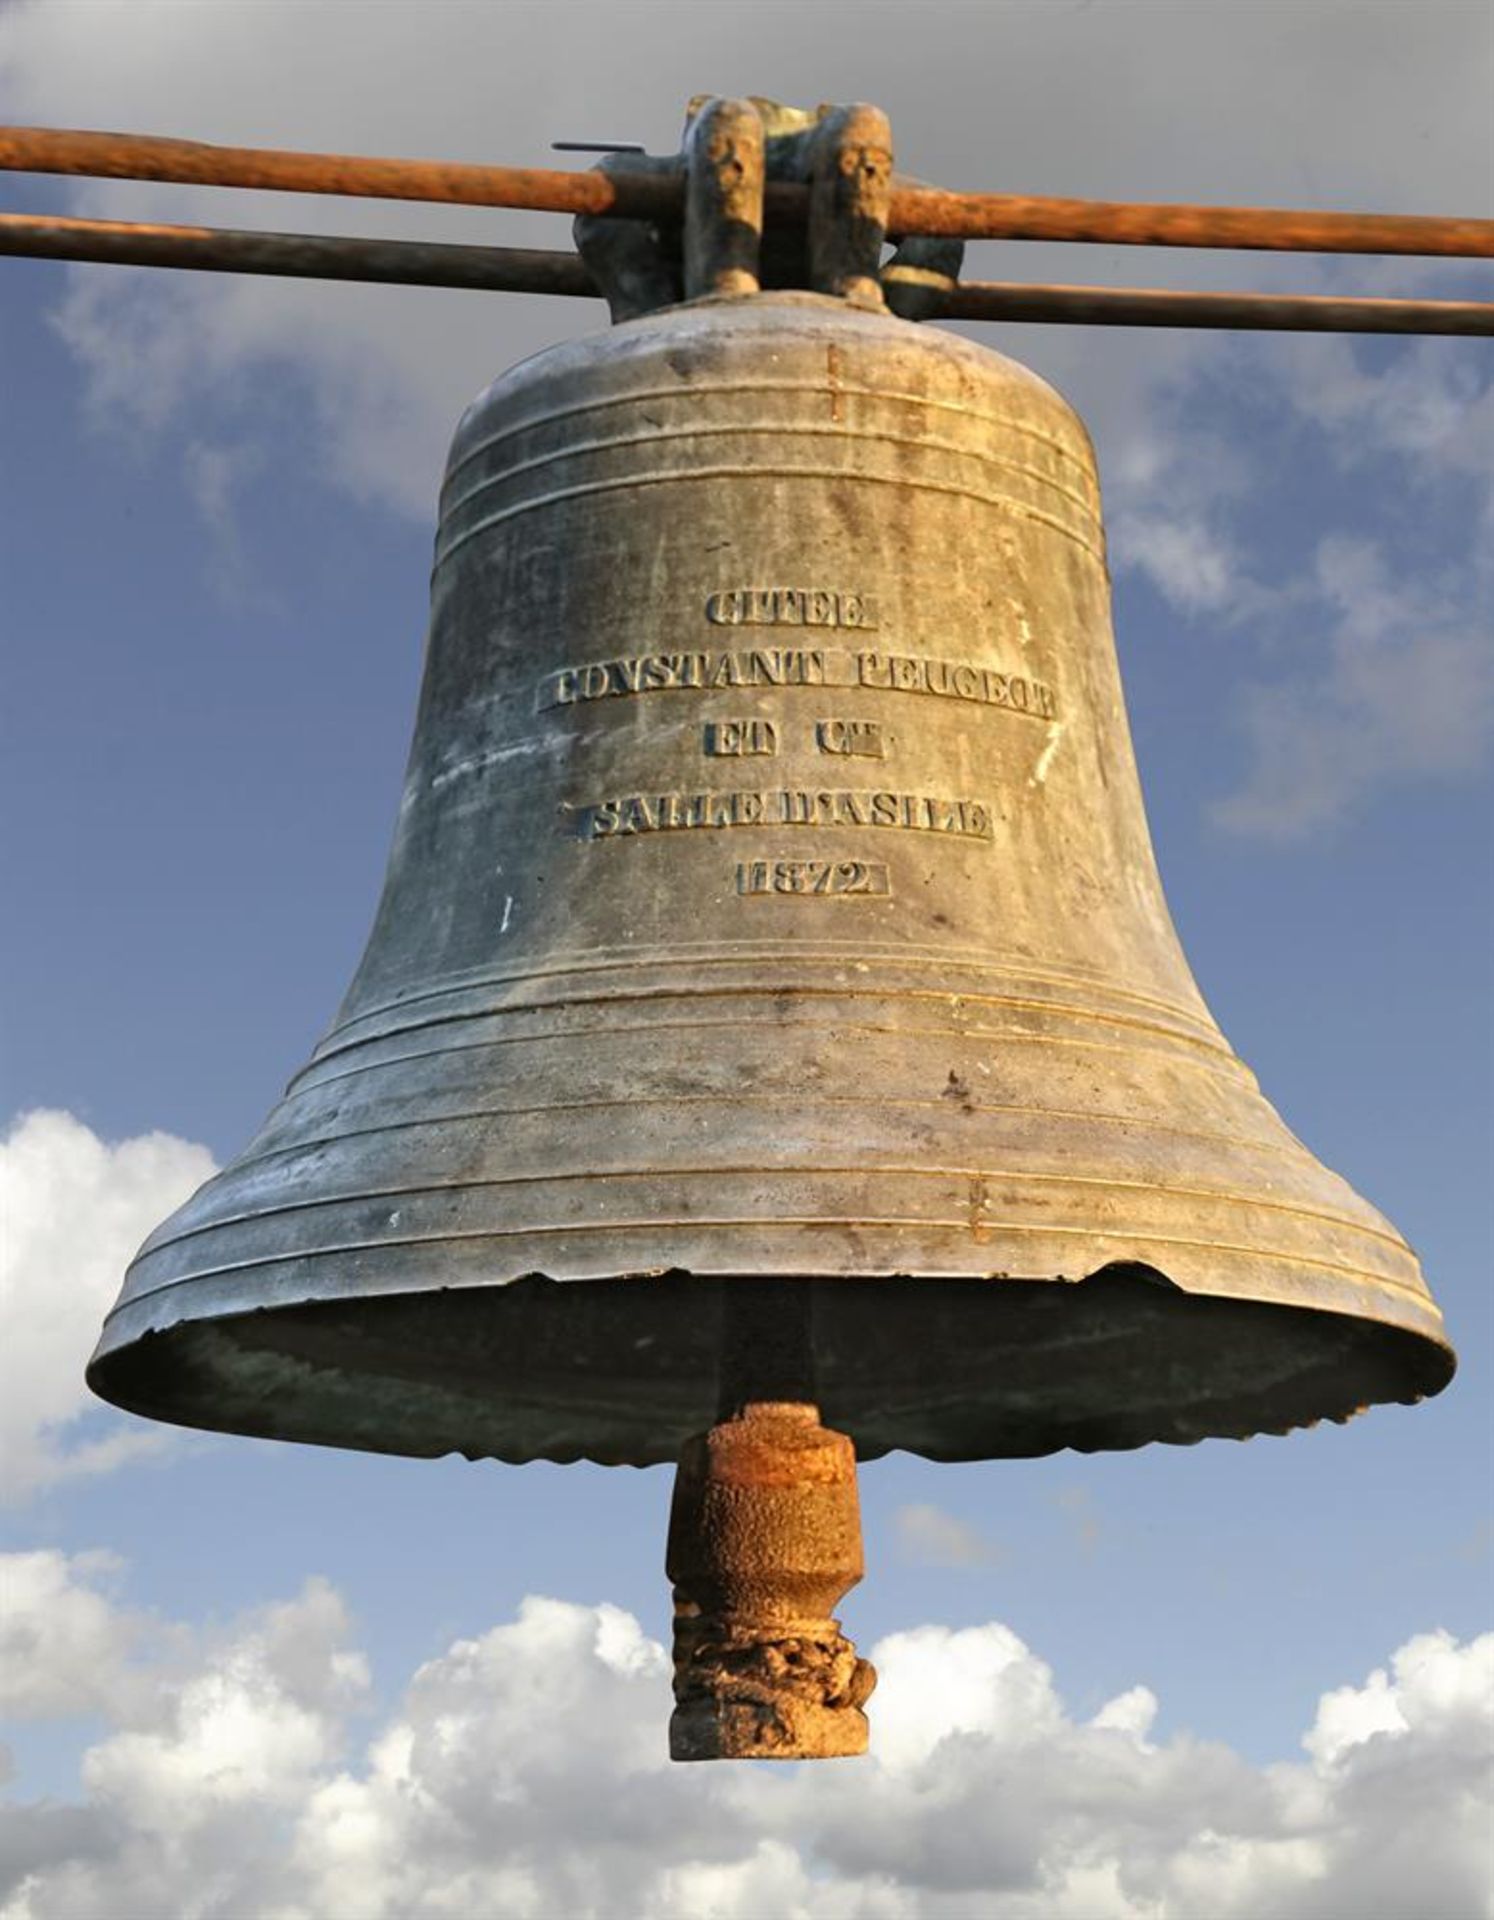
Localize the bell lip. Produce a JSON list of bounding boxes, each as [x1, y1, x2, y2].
[[98, 1205, 1453, 1354], [86, 1262, 1457, 1471]]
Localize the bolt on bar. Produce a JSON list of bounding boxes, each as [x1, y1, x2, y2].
[[5, 212, 1492, 336], [3, 125, 1491, 258]]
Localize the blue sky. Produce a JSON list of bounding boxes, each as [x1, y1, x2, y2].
[[2, 3, 1491, 1914]]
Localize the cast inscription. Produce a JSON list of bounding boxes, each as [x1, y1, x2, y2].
[[705, 587, 878, 630], [737, 859, 891, 898], [816, 718, 885, 758], [576, 788, 992, 841], [705, 719, 779, 757], [540, 647, 1054, 719], [550, 586, 1031, 905]]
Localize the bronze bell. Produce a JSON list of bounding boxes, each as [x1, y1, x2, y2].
[[89, 99, 1454, 1762]]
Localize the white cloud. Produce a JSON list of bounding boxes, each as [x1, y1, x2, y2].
[[1, 1552, 1489, 1920], [0, 1111, 217, 1503], [181, 439, 270, 608], [1304, 1628, 1494, 1769], [0, 1552, 139, 1722], [1283, 334, 1494, 494], [1108, 512, 1245, 617], [1052, 1483, 1104, 1554], [1090, 1685, 1159, 1744], [892, 1502, 1000, 1568], [1213, 531, 1493, 838], [81, 1576, 367, 1832], [1101, 328, 1494, 837]]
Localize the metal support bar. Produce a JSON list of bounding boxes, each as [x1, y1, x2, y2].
[[6, 213, 1491, 335], [941, 279, 1494, 334], [888, 190, 1494, 257], [0, 211, 597, 295], [3, 125, 1491, 257]]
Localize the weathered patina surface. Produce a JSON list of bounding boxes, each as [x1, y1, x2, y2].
[[87, 98, 1455, 1764], [91, 288, 1452, 1462]]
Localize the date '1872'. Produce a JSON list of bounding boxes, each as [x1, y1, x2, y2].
[[736, 859, 892, 898]]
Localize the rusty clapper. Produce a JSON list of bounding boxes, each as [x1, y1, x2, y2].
[[88, 98, 1455, 1762]]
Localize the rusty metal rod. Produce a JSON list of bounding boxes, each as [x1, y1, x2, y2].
[[0, 125, 665, 214], [942, 279, 1494, 334], [893, 192, 1494, 256], [5, 212, 1491, 337], [6, 214, 1491, 336], [3, 125, 1491, 258], [0, 211, 598, 295]]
